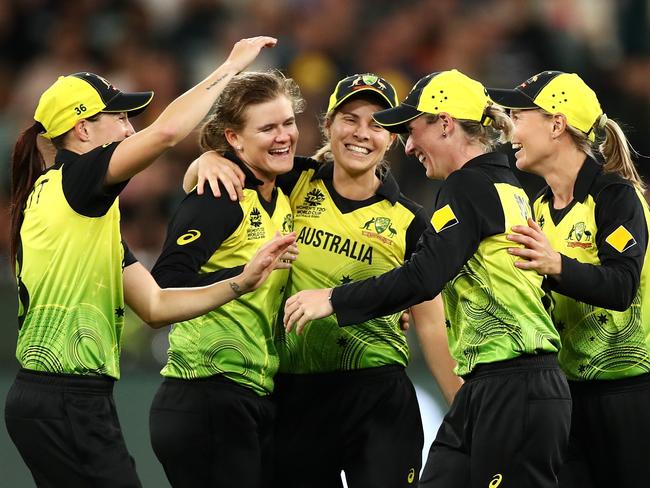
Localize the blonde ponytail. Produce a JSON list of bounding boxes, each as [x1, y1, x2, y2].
[[485, 104, 514, 144], [599, 117, 645, 192], [452, 104, 513, 151], [312, 143, 333, 163]]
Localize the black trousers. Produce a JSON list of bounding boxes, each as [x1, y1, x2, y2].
[[420, 354, 571, 488], [149, 375, 275, 488], [559, 373, 650, 488], [4, 368, 141, 488], [272, 365, 424, 488]]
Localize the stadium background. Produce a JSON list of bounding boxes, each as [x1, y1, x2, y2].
[[0, 0, 647, 485]]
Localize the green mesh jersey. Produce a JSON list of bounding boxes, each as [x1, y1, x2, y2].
[[152, 158, 292, 395], [332, 153, 560, 376], [275, 160, 428, 373], [15, 144, 127, 379], [534, 158, 650, 380]]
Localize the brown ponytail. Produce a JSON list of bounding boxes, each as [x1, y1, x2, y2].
[[599, 117, 645, 192], [10, 122, 46, 269]]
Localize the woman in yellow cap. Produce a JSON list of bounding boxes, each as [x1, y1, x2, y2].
[[183, 73, 462, 487], [283, 69, 572, 488], [4, 37, 292, 488], [490, 71, 650, 488]]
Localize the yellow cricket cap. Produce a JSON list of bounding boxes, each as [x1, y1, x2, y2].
[[327, 73, 399, 113], [34, 72, 154, 139], [372, 69, 492, 133], [487, 71, 603, 141]]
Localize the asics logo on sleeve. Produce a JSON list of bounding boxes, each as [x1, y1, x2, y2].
[[407, 468, 415, 484], [177, 230, 201, 245], [489, 474, 503, 487]]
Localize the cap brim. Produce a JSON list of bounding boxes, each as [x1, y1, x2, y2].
[[486, 88, 537, 109], [330, 86, 395, 113], [372, 103, 422, 133], [104, 91, 154, 117]]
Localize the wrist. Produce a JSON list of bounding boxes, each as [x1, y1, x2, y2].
[[232, 271, 252, 295]]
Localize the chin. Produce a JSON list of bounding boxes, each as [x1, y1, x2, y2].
[[515, 157, 530, 172]]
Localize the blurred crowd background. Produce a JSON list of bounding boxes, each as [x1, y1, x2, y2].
[[0, 0, 648, 484]]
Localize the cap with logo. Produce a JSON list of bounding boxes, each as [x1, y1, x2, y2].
[[34, 72, 154, 139], [487, 71, 603, 141], [372, 69, 493, 134], [327, 73, 399, 113]]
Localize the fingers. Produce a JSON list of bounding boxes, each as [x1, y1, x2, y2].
[[508, 247, 535, 259], [295, 316, 311, 336], [283, 296, 303, 332], [261, 233, 296, 259], [228, 36, 278, 72], [510, 225, 536, 237], [218, 166, 244, 201], [528, 217, 542, 231], [249, 35, 277, 48], [280, 245, 299, 263], [507, 233, 536, 249], [206, 174, 221, 197]]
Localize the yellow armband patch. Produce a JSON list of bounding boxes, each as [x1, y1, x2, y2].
[[431, 204, 459, 233], [605, 225, 636, 253]]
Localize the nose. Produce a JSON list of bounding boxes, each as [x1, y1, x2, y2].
[[125, 120, 135, 137], [275, 127, 292, 143], [353, 123, 370, 140], [404, 135, 415, 155]]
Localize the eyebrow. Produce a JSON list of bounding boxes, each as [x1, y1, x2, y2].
[[256, 116, 295, 131]]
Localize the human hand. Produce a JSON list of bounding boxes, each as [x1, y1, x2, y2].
[[239, 232, 297, 292], [399, 310, 410, 333], [507, 218, 562, 277], [225, 36, 278, 74], [283, 289, 334, 335], [194, 151, 246, 200]]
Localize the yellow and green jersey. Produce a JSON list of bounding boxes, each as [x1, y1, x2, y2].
[[151, 154, 292, 396], [331, 153, 560, 376], [275, 159, 429, 373], [534, 157, 650, 380], [15, 143, 129, 379]]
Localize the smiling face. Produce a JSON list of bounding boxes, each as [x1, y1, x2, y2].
[[509, 109, 555, 175], [404, 115, 454, 180], [229, 95, 298, 181], [326, 98, 394, 177]]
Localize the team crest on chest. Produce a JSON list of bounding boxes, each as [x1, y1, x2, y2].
[[296, 188, 327, 218], [361, 216, 396, 245], [247, 207, 265, 240], [565, 221, 593, 249], [282, 214, 294, 233]]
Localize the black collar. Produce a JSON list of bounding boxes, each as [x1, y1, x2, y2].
[[224, 151, 264, 189], [309, 161, 401, 205], [54, 148, 83, 167], [541, 156, 601, 203], [462, 151, 510, 170]]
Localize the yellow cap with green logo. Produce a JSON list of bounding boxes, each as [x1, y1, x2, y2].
[[34, 72, 154, 139], [487, 71, 603, 141], [372, 69, 493, 133], [327, 73, 399, 113]]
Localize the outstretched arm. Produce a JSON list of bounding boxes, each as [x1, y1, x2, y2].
[[124, 232, 297, 328], [106, 36, 277, 185]]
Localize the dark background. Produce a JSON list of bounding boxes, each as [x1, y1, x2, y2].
[[0, 0, 648, 485]]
